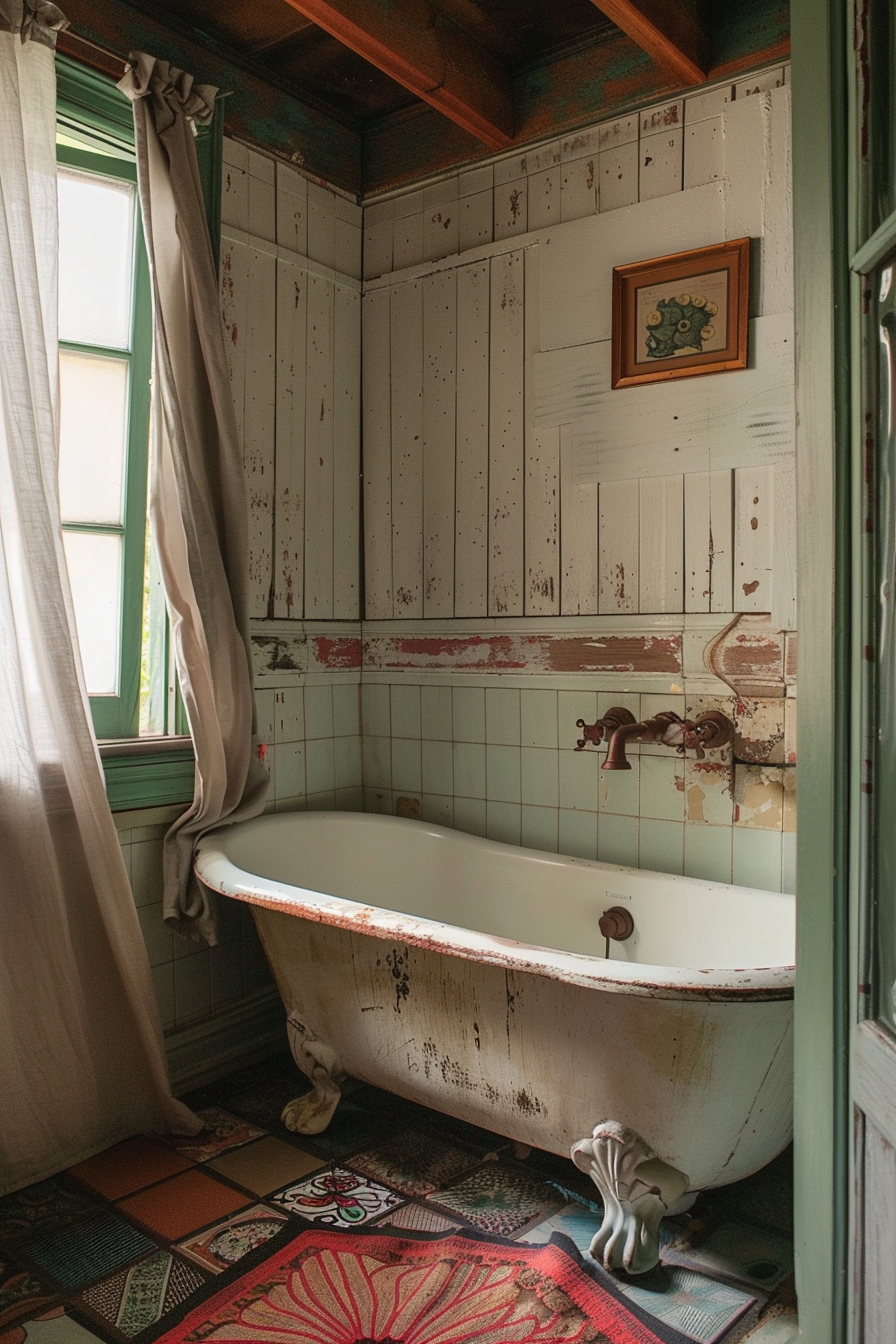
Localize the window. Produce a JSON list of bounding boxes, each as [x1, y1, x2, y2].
[[54, 55, 216, 807]]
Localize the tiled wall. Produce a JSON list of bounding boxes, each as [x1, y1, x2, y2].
[[361, 679, 795, 896]]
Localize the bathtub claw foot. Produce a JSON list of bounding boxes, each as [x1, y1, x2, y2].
[[571, 1121, 691, 1275], [283, 1012, 346, 1135]]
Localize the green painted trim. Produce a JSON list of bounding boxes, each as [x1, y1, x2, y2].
[[195, 96, 224, 273], [55, 53, 134, 156], [791, 0, 852, 1339], [101, 746, 195, 811], [850, 204, 896, 275]]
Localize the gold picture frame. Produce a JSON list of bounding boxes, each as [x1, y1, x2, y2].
[[611, 237, 751, 389]]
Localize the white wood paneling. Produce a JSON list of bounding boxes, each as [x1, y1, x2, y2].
[[333, 282, 360, 617], [455, 262, 490, 617], [275, 163, 308, 255], [391, 280, 425, 615], [304, 273, 335, 616], [423, 271, 457, 617], [524, 247, 559, 615], [560, 154, 598, 222], [273, 256, 307, 617], [539, 184, 726, 353], [684, 470, 733, 613], [458, 190, 494, 252], [599, 141, 639, 213], [560, 423, 597, 615], [862, 1117, 896, 1344], [599, 479, 639, 614], [494, 179, 528, 240], [772, 463, 797, 630], [244, 243, 277, 616], [488, 250, 525, 615], [639, 129, 683, 201], [362, 288, 393, 618], [734, 464, 774, 613], [527, 168, 560, 232], [639, 475, 683, 612]]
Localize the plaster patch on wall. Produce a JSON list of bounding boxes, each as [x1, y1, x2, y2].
[[733, 699, 786, 764], [684, 759, 734, 826], [733, 765, 793, 831]]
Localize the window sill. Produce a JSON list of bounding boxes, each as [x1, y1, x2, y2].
[[99, 736, 195, 811]]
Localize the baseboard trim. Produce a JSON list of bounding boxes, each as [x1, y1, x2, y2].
[[165, 986, 286, 1095]]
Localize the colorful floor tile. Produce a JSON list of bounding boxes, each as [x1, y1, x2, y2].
[[0, 1257, 56, 1332], [204, 1136, 323, 1196], [175, 1205, 288, 1274], [347, 1128, 480, 1195], [0, 1306, 106, 1342], [0, 1184, 95, 1246], [663, 1221, 794, 1292], [19, 1215, 156, 1291], [371, 1203, 465, 1234], [76, 1250, 206, 1338], [269, 1166, 404, 1226], [163, 1109, 265, 1164], [68, 1139, 192, 1202], [115, 1172, 248, 1243], [428, 1160, 565, 1237], [619, 1266, 756, 1344]]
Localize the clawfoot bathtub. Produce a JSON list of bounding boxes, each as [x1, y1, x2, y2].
[[194, 811, 794, 1274]]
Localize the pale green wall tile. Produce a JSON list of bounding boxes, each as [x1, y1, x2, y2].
[[255, 688, 275, 744], [640, 755, 685, 822], [332, 683, 360, 735], [151, 962, 176, 1028], [305, 684, 333, 738], [335, 735, 361, 789], [306, 790, 337, 810], [521, 747, 558, 807], [639, 818, 684, 875], [521, 804, 559, 853], [597, 813, 639, 867], [275, 741, 306, 799], [597, 690, 640, 720], [454, 741, 486, 797], [684, 824, 733, 884], [274, 687, 304, 742], [559, 808, 598, 861], [559, 749, 598, 812], [306, 738, 336, 794], [365, 786, 392, 814], [421, 685, 453, 740], [391, 684, 422, 738], [421, 793, 453, 827], [210, 941, 244, 1007], [487, 801, 521, 846], [175, 950, 211, 1022], [138, 901, 174, 967], [130, 837, 164, 907], [559, 690, 596, 751], [363, 735, 392, 788], [454, 795, 487, 837], [422, 739, 453, 795], [391, 737, 422, 792], [598, 758, 639, 816], [733, 827, 783, 892], [362, 683, 391, 737], [521, 689, 557, 747], [782, 831, 797, 893], [486, 688, 520, 744], [335, 785, 364, 811], [453, 687, 485, 742], [486, 744, 521, 802]]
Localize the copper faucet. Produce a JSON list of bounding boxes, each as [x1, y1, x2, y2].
[[602, 710, 733, 771], [574, 707, 636, 751]]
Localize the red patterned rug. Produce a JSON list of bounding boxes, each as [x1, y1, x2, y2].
[[139, 1226, 688, 1344]]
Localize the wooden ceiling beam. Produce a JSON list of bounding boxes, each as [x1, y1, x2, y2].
[[278, 0, 514, 147], [587, 0, 708, 85]]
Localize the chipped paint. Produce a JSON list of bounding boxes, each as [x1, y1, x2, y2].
[[362, 632, 681, 675], [312, 635, 363, 670]]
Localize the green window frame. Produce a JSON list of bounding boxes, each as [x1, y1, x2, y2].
[[55, 55, 222, 807]]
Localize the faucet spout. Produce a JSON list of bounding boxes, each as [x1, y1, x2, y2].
[[602, 710, 733, 770]]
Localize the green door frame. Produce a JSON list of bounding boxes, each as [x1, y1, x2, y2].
[[790, 0, 852, 1341]]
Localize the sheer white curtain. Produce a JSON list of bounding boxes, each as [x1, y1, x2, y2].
[[0, 2, 198, 1195], [119, 54, 268, 946]]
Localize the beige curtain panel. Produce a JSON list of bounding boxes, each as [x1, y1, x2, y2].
[[120, 54, 268, 946], [0, 4, 198, 1195]]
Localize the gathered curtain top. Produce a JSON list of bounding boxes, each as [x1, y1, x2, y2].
[[118, 51, 217, 130], [0, 0, 68, 45]]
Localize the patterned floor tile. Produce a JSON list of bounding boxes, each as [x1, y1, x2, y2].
[[371, 1203, 465, 1235], [205, 1137, 323, 1196], [347, 1129, 480, 1196], [0, 1184, 95, 1246], [619, 1266, 756, 1344], [0, 1255, 57, 1332], [67, 1139, 192, 1202], [0, 1305, 106, 1342], [269, 1167, 404, 1227], [175, 1205, 288, 1275], [77, 1251, 206, 1338], [664, 1221, 794, 1292], [19, 1215, 156, 1292], [428, 1161, 565, 1238], [116, 1172, 249, 1243], [163, 1109, 265, 1164], [213, 1074, 312, 1133]]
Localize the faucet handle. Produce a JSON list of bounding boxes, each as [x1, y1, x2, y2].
[[575, 706, 636, 750], [681, 711, 734, 758]]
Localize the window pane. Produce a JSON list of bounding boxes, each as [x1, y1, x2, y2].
[[58, 168, 134, 348], [62, 531, 122, 695], [58, 351, 128, 525]]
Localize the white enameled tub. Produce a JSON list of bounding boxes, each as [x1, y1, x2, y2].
[[194, 810, 794, 1272]]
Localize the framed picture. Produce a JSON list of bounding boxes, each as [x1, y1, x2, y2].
[[611, 237, 750, 389]]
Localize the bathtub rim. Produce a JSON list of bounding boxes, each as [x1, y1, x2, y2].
[[194, 811, 794, 1003]]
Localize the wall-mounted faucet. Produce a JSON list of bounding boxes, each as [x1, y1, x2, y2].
[[602, 710, 733, 771], [574, 707, 636, 751]]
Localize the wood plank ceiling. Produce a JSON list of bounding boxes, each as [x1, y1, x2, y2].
[[59, 0, 789, 194]]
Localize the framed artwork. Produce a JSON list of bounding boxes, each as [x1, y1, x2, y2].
[[611, 237, 751, 388]]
